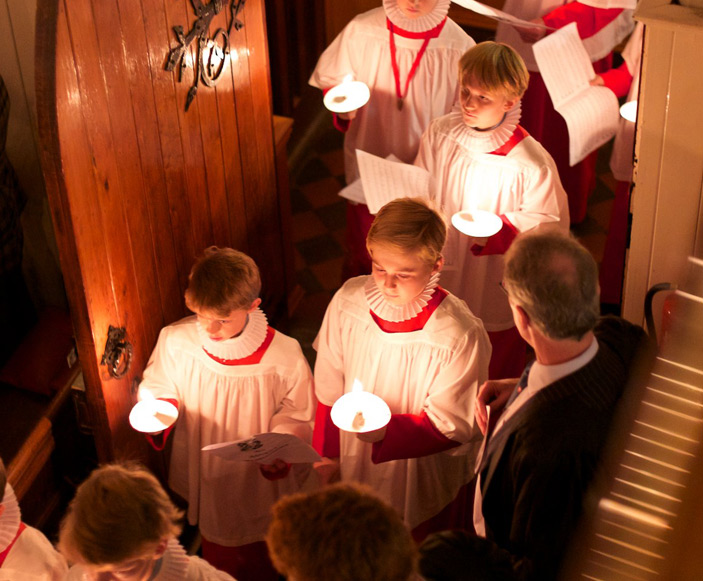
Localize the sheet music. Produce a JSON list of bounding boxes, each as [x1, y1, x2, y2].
[[338, 176, 366, 205], [356, 150, 431, 215], [533, 23, 619, 166], [451, 0, 552, 29], [202, 432, 322, 464]]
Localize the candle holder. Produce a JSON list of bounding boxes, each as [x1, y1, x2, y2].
[[129, 399, 179, 434], [451, 210, 503, 238], [323, 78, 371, 114], [331, 390, 391, 434], [619, 100, 637, 123]]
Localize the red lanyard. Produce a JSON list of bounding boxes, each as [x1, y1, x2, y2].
[[0, 522, 26, 567], [387, 17, 446, 111]]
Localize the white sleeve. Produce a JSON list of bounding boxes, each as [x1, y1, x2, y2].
[[312, 291, 346, 407], [425, 322, 491, 443], [269, 349, 317, 443], [503, 161, 570, 233], [137, 327, 180, 404], [309, 20, 357, 90]]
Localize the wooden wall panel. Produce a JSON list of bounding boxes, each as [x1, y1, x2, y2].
[[36, 0, 281, 462]]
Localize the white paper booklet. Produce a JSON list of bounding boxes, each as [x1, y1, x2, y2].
[[451, 0, 552, 30], [338, 175, 366, 205], [202, 432, 321, 464], [356, 150, 431, 215], [533, 22, 619, 166]]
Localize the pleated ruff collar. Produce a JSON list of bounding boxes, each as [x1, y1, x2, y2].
[[383, 0, 451, 34], [365, 272, 440, 322], [0, 483, 21, 553], [449, 102, 522, 154], [151, 539, 190, 581], [197, 308, 268, 361]]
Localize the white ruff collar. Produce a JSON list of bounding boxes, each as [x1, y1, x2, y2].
[[384, 0, 450, 33], [197, 308, 268, 360], [154, 539, 190, 580], [365, 272, 440, 322], [0, 483, 21, 552], [449, 102, 521, 154]]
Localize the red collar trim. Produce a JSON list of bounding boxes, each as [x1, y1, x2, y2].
[[370, 287, 447, 333], [0, 522, 26, 567], [490, 125, 529, 156], [386, 16, 447, 39], [203, 327, 275, 365]]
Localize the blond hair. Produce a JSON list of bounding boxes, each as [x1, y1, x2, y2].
[[267, 483, 416, 581], [58, 463, 182, 565], [459, 41, 529, 100], [366, 197, 446, 266], [185, 246, 261, 316]]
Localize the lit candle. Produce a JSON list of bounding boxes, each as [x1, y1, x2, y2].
[[331, 379, 391, 433], [451, 210, 503, 238], [323, 74, 371, 114], [129, 397, 179, 434]]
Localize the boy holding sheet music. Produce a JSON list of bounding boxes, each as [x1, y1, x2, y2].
[[309, 0, 475, 278], [495, 0, 634, 223], [313, 197, 491, 541], [133, 247, 316, 581], [415, 42, 569, 380]]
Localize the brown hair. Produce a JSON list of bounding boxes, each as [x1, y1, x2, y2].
[[184, 246, 261, 316], [267, 483, 417, 581], [366, 197, 446, 266], [58, 463, 182, 566], [459, 41, 529, 100]]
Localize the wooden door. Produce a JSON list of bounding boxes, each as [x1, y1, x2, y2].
[[35, 0, 282, 462]]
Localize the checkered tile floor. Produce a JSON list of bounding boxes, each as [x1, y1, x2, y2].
[[281, 109, 616, 366]]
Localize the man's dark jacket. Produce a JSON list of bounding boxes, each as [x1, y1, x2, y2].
[[480, 316, 647, 580]]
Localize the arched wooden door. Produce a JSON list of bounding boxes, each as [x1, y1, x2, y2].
[[35, 0, 284, 462]]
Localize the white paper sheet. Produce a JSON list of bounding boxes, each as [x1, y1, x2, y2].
[[451, 0, 552, 29], [202, 433, 322, 464], [533, 23, 619, 166], [338, 176, 367, 205], [356, 150, 431, 215]]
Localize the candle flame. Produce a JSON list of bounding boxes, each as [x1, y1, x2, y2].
[[352, 379, 364, 393], [342, 73, 353, 84]]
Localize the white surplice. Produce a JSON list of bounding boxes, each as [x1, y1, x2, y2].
[[309, 6, 475, 184], [314, 276, 491, 528], [0, 484, 67, 581], [138, 312, 316, 547], [416, 110, 569, 331]]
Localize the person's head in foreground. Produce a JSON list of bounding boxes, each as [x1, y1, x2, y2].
[[58, 463, 182, 581], [503, 230, 600, 342], [266, 482, 417, 581], [366, 197, 446, 306], [184, 246, 262, 342], [419, 530, 517, 581], [458, 41, 529, 130]]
